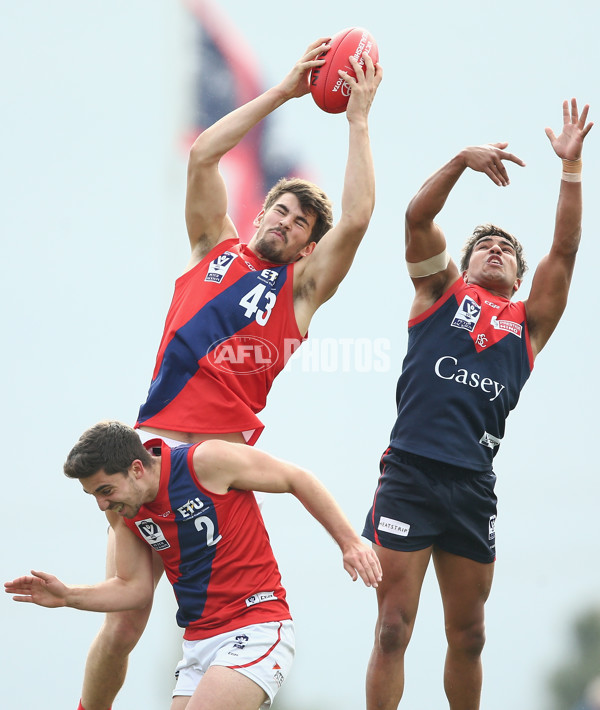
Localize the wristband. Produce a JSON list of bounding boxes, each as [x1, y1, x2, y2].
[[562, 158, 582, 183]]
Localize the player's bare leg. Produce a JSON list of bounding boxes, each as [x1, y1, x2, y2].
[[366, 546, 432, 710], [80, 529, 164, 710], [433, 548, 494, 710], [171, 666, 268, 710]]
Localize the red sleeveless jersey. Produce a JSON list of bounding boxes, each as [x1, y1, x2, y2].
[[124, 442, 291, 640], [135, 239, 305, 444]]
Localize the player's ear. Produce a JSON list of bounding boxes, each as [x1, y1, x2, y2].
[[253, 209, 266, 228], [512, 277, 522, 294], [298, 241, 317, 259], [130, 460, 144, 479]]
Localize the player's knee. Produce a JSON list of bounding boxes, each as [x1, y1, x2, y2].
[[100, 609, 151, 654], [376, 615, 412, 655], [446, 621, 486, 657]]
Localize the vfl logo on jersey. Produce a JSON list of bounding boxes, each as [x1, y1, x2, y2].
[[135, 518, 170, 551], [491, 315, 522, 338], [205, 251, 238, 283], [245, 590, 277, 607], [451, 296, 481, 332]]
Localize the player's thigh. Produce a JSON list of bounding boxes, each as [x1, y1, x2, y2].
[[185, 666, 268, 710], [374, 545, 432, 623], [433, 547, 494, 627]]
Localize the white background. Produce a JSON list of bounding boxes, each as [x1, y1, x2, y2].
[[2, 1, 600, 709]]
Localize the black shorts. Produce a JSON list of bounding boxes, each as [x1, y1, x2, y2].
[[363, 448, 497, 564]]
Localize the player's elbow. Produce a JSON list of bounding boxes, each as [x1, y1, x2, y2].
[[188, 138, 219, 172], [405, 198, 430, 231]]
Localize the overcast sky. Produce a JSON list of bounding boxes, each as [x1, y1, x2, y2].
[[3, 1, 600, 709]]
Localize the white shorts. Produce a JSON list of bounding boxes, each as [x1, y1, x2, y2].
[[173, 620, 295, 707], [136, 429, 188, 449]]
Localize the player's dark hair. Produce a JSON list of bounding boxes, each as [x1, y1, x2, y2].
[[64, 420, 152, 480], [263, 177, 334, 243], [460, 224, 528, 279]]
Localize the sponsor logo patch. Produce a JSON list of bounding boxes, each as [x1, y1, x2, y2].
[[378, 516, 410, 537], [490, 315, 522, 337], [479, 431, 502, 449], [245, 591, 277, 607]]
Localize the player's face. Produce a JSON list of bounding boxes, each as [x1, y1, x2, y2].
[[250, 192, 317, 263], [80, 467, 146, 519], [464, 235, 521, 297]]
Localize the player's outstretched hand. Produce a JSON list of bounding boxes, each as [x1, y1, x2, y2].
[[342, 540, 383, 587], [5, 570, 68, 608], [342, 52, 383, 123], [277, 38, 331, 100], [545, 98, 593, 161], [460, 143, 526, 187]]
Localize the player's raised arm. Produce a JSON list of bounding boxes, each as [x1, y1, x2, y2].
[[293, 51, 382, 330], [405, 143, 526, 318], [525, 99, 593, 358], [185, 38, 330, 263], [192, 440, 383, 588]]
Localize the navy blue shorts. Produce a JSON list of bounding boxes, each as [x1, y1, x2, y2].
[[363, 448, 497, 564]]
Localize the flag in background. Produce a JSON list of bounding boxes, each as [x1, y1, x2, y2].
[[182, 0, 311, 243]]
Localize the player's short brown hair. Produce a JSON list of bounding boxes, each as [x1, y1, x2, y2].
[[64, 421, 152, 480], [263, 177, 334, 243]]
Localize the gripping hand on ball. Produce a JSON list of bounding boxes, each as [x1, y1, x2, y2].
[[277, 37, 332, 100]]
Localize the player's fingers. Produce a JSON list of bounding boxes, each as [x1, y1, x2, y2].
[[350, 552, 382, 587], [305, 38, 331, 55], [343, 561, 359, 582], [361, 52, 375, 78], [484, 164, 505, 187], [570, 97, 579, 124], [498, 151, 526, 167]]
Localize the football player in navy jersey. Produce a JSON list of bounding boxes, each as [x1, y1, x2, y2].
[[363, 99, 592, 710]]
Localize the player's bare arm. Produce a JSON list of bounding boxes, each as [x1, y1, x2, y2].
[[5, 516, 155, 612], [192, 440, 383, 588], [292, 53, 382, 332], [525, 99, 593, 358], [185, 38, 330, 263], [406, 144, 525, 318]]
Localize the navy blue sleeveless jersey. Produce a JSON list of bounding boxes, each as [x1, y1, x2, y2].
[[124, 442, 290, 640], [390, 278, 534, 471]]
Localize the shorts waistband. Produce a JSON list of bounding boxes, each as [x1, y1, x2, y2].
[[387, 447, 492, 478]]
